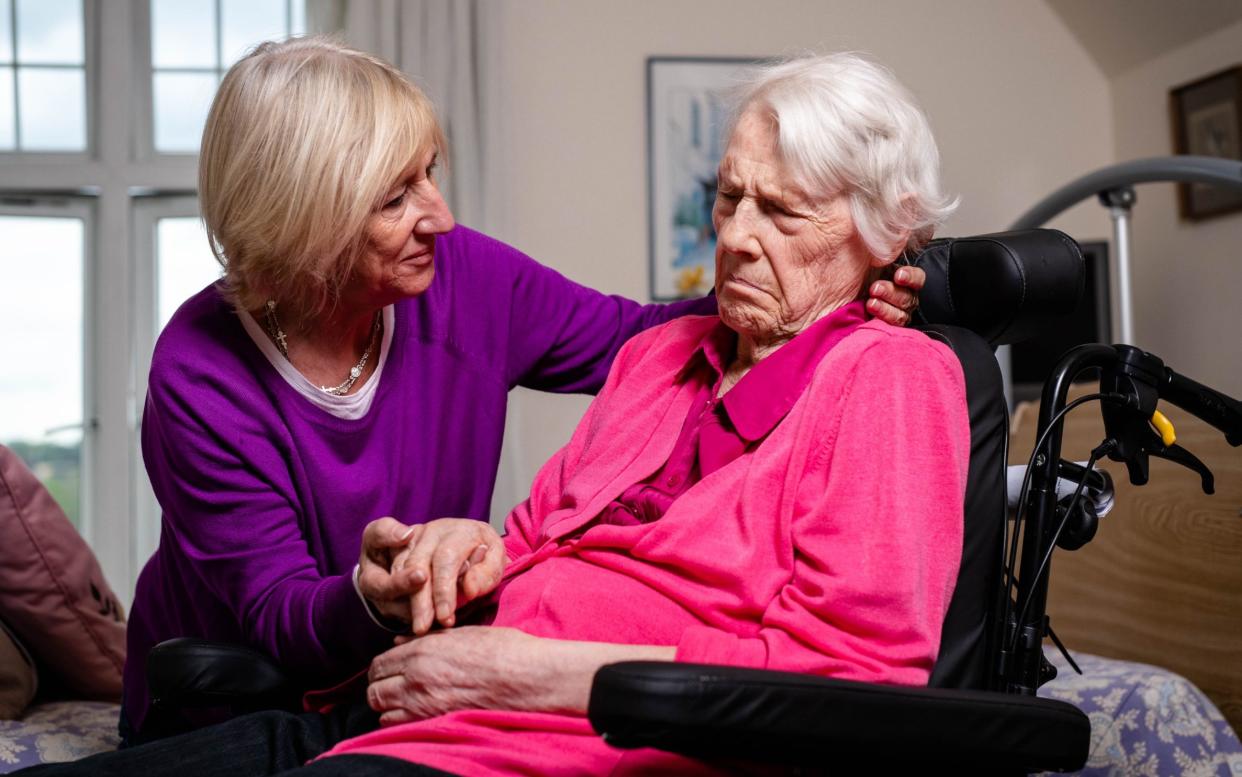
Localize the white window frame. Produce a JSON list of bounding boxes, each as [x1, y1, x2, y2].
[[0, 0, 97, 159], [0, 0, 393, 603], [128, 0, 162, 161], [132, 1, 310, 159]]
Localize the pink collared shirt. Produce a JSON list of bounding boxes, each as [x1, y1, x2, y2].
[[600, 302, 868, 526]]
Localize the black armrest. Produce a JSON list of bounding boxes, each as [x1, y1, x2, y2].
[[588, 662, 1089, 773], [147, 638, 298, 711], [915, 229, 1084, 347]]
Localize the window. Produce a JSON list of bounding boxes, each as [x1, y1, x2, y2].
[[0, 0, 87, 151], [0, 1, 343, 602], [149, 0, 306, 152], [0, 201, 90, 528]]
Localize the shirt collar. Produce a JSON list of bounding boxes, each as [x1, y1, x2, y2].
[[720, 300, 867, 442], [679, 319, 735, 389]]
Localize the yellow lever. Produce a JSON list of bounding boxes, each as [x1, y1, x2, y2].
[[1150, 409, 1176, 447]]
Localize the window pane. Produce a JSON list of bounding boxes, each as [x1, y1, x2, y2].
[[0, 66, 13, 149], [15, 0, 82, 65], [0, 0, 12, 64], [0, 215, 84, 527], [151, 0, 215, 69], [153, 71, 216, 152], [157, 216, 221, 329], [17, 67, 84, 150], [221, 0, 285, 67]]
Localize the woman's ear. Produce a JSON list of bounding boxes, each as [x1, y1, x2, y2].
[[870, 192, 917, 268]]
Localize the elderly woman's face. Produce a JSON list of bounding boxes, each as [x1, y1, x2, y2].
[[712, 109, 877, 346], [346, 146, 456, 308]]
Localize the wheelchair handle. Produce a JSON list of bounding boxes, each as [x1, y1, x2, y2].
[[1159, 363, 1242, 447]]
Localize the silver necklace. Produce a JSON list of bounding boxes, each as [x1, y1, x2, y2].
[[264, 301, 382, 396]]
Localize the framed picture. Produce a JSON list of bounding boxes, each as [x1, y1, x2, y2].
[[647, 57, 758, 300], [1170, 65, 1242, 220]]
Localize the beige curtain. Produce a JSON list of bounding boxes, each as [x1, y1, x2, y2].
[[398, 0, 489, 229]]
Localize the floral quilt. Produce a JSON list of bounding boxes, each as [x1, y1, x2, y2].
[[1040, 651, 1242, 776], [0, 702, 118, 773]]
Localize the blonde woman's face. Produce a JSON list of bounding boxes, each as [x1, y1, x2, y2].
[[348, 147, 455, 307]]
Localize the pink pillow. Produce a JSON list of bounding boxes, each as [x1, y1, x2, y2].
[[0, 445, 125, 701]]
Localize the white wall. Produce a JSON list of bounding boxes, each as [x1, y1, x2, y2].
[[480, 0, 1115, 520], [1110, 19, 1242, 398]]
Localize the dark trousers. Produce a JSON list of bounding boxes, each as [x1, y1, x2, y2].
[[18, 703, 454, 777]]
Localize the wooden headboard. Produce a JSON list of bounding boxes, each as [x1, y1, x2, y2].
[[1010, 388, 1242, 734]]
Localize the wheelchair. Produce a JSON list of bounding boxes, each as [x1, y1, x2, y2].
[[146, 229, 1242, 774]]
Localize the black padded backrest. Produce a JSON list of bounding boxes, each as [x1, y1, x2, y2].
[[920, 324, 1007, 690], [915, 230, 1084, 347], [912, 228, 1085, 690]]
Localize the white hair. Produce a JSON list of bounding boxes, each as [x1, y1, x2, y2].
[[729, 52, 957, 259]]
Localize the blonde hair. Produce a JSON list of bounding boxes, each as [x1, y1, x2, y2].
[[199, 36, 446, 323], [729, 52, 957, 260]]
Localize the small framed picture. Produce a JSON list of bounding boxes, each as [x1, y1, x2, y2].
[[1170, 65, 1242, 220], [647, 57, 758, 300]]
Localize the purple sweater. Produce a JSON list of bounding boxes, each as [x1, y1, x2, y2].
[[126, 225, 712, 731]]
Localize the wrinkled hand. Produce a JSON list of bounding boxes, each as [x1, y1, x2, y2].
[[366, 626, 547, 725], [866, 264, 925, 326], [391, 518, 506, 635], [357, 517, 422, 625]]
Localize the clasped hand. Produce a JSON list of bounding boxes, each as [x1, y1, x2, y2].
[[356, 521, 558, 725], [357, 517, 506, 635]]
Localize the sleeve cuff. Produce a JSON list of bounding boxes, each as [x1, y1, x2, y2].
[[351, 563, 409, 634]]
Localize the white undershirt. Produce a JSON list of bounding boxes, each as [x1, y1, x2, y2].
[[238, 305, 395, 420]]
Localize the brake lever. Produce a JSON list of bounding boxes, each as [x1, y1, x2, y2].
[[1103, 414, 1218, 493], [1149, 443, 1215, 495], [1102, 411, 1155, 486]]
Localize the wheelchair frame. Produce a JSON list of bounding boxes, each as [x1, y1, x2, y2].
[[1003, 342, 1242, 696]]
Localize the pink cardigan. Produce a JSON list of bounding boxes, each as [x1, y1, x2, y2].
[[325, 316, 970, 775]]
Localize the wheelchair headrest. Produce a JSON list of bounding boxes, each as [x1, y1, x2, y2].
[[913, 229, 1084, 347]]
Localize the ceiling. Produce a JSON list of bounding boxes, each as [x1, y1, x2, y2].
[[1046, 0, 1242, 77]]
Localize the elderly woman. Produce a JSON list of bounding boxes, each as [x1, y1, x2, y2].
[[121, 38, 922, 743], [29, 52, 965, 777]]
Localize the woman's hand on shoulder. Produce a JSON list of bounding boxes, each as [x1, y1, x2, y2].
[[865, 265, 924, 326], [391, 518, 506, 635]]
